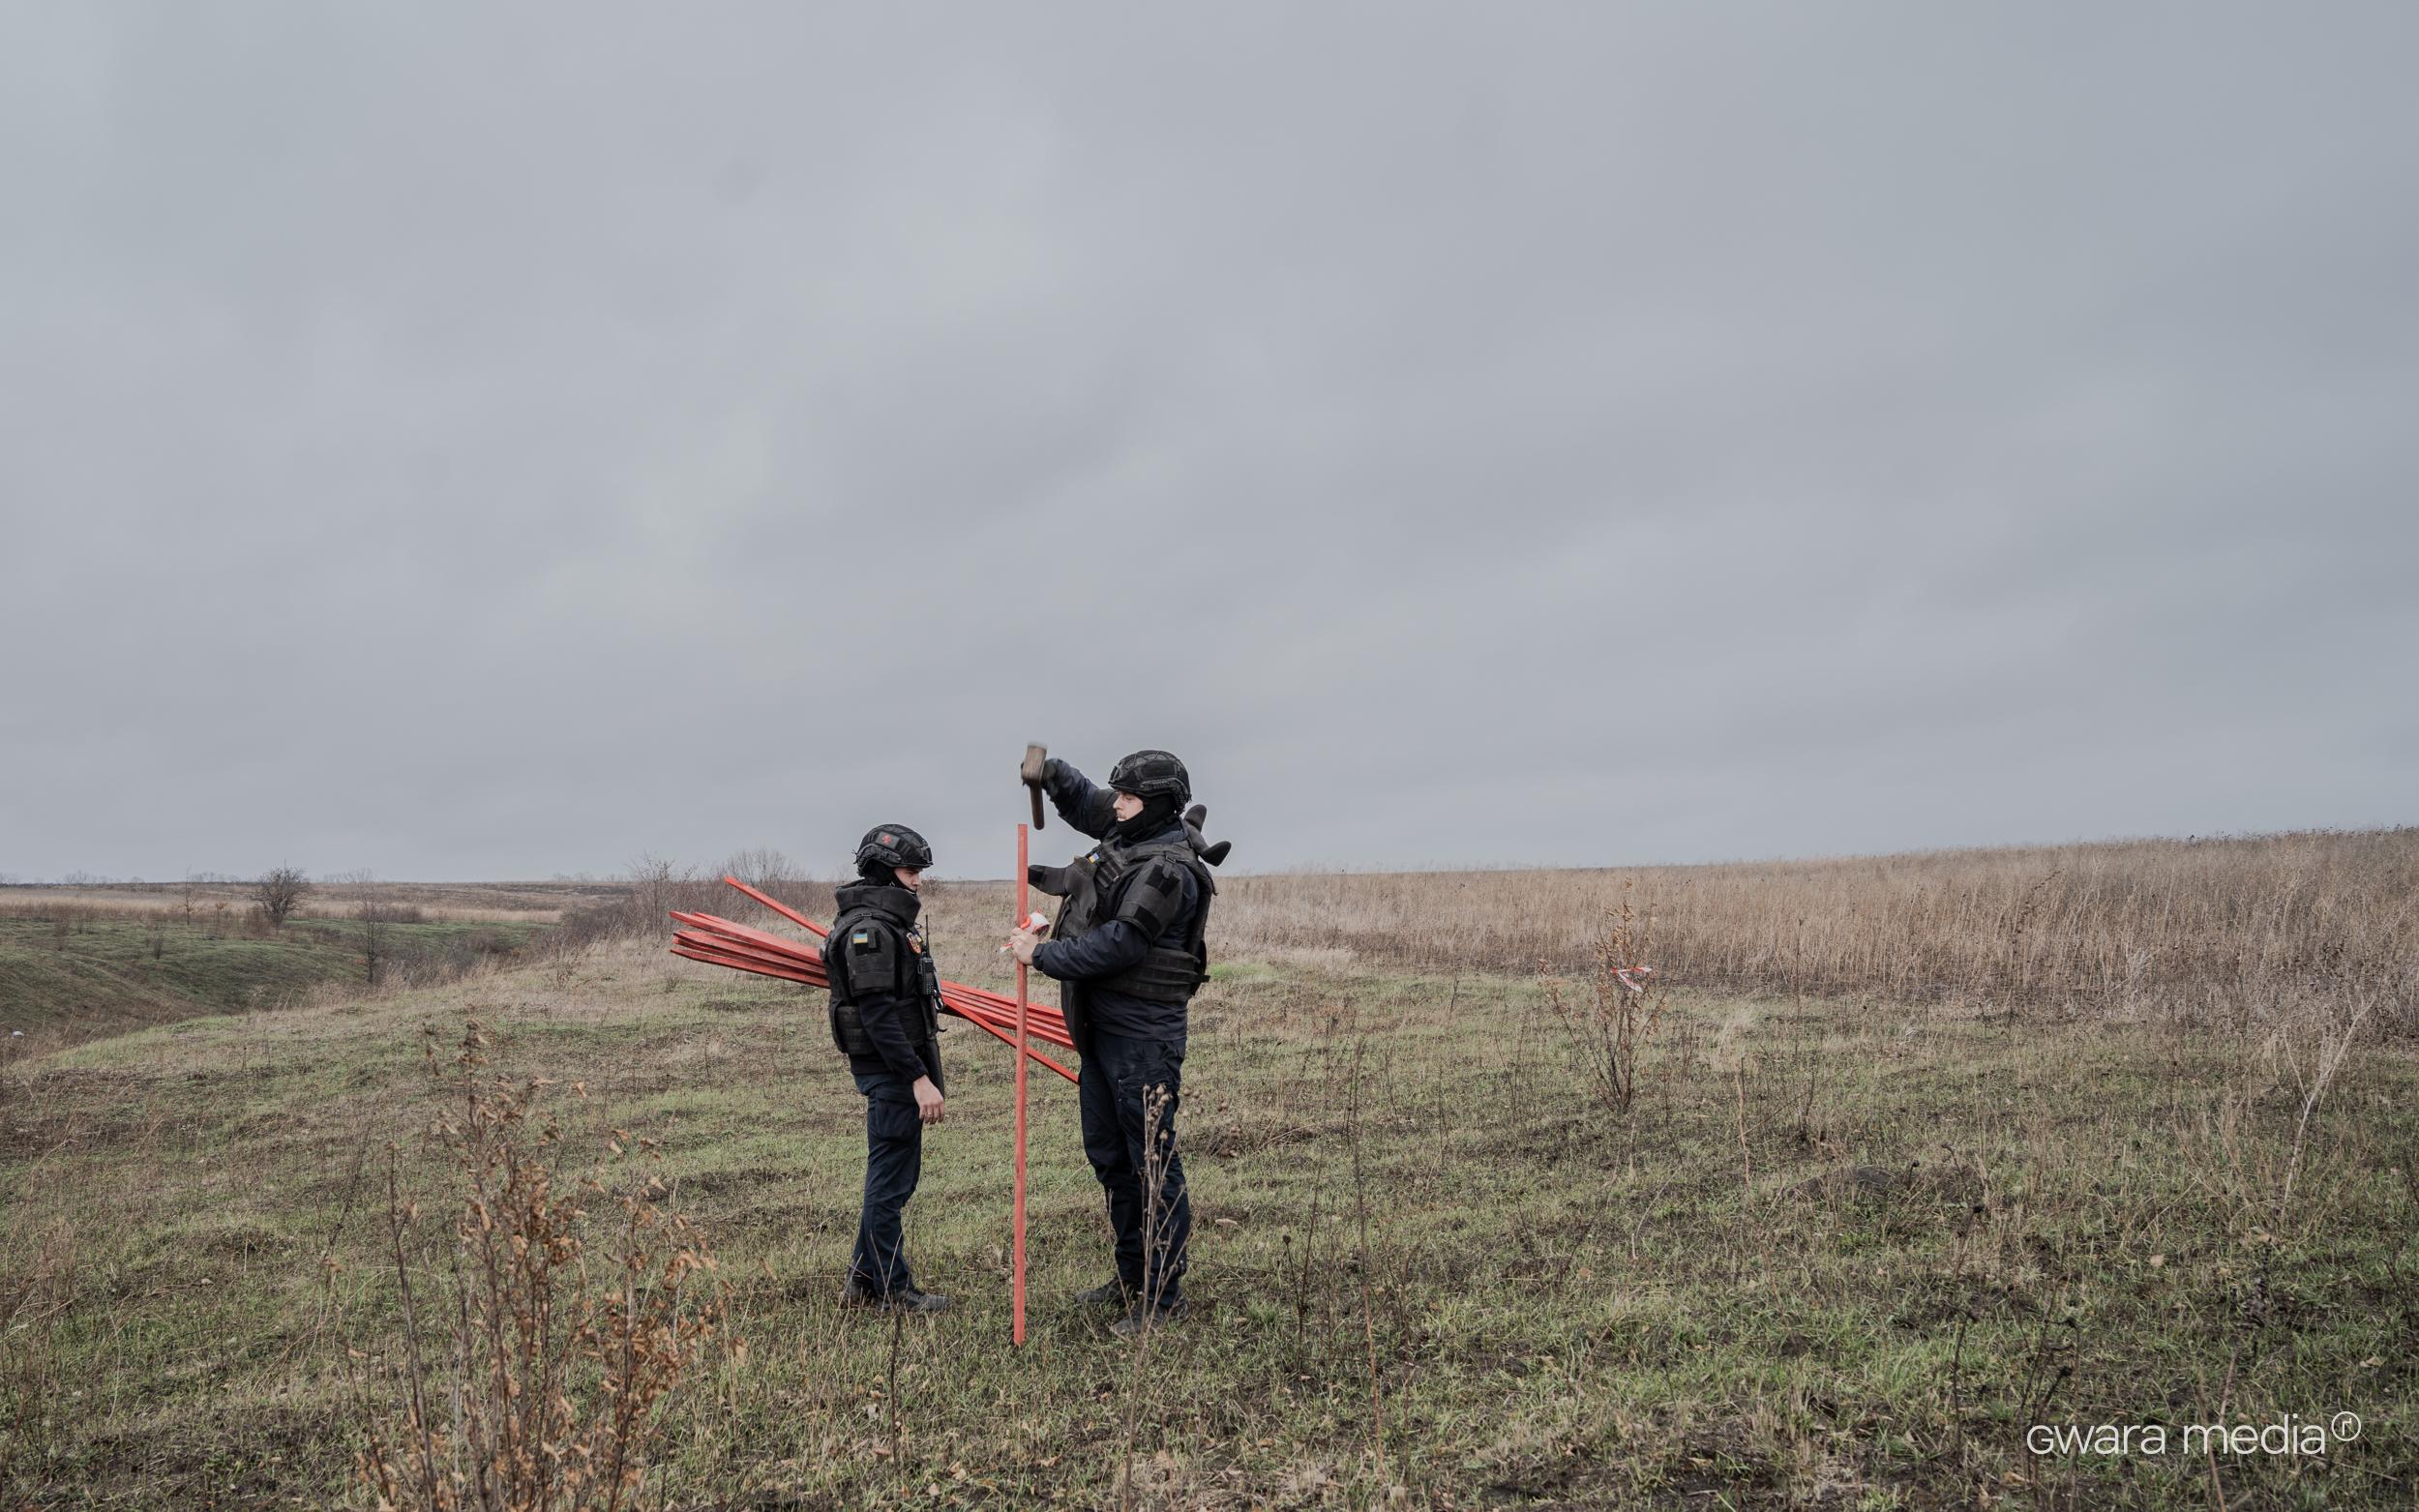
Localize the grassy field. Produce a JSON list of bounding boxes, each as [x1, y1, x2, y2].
[[3, 863, 2413, 1508], [0, 915, 546, 1052]]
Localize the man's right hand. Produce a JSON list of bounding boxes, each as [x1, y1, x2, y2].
[[912, 1076, 945, 1126]]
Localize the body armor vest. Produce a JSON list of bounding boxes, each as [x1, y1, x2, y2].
[[826, 885, 942, 1059], [1050, 833, 1215, 1006]]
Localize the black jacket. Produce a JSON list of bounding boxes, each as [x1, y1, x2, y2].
[[1030, 760, 1204, 1042], [827, 880, 944, 1089]]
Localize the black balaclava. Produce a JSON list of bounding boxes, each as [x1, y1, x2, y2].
[[1110, 793, 1180, 845], [856, 859, 899, 887]]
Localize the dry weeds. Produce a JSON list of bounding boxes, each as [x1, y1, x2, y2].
[[1213, 827, 2419, 1028]]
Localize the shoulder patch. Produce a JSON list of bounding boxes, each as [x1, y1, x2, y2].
[[841, 920, 904, 996], [1115, 856, 1193, 940]]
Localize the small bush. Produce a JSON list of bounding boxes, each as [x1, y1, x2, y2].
[[350, 1022, 731, 1511]]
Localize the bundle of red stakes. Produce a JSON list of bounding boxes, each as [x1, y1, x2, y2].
[[668, 875, 1077, 1083]]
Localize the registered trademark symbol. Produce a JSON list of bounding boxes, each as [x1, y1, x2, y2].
[[2332, 1411, 2362, 1442]]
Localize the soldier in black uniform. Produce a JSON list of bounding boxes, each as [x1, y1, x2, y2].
[[1006, 750, 1215, 1336], [828, 824, 951, 1314]]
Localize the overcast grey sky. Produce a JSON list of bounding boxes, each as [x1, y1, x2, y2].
[[3, 3, 2413, 882]]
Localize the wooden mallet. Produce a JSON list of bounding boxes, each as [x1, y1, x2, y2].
[[1021, 743, 1048, 831]]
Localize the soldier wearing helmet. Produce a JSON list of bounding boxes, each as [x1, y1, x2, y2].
[[829, 823, 951, 1314], [1006, 750, 1216, 1336]]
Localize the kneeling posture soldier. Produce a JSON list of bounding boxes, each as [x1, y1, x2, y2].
[[829, 824, 951, 1314], [1007, 750, 1214, 1336]]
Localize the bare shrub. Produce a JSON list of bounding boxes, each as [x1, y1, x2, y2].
[[539, 922, 586, 992], [336, 871, 398, 987], [559, 856, 835, 950], [626, 855, 690, 935], [1538, 886, 1666, 1116], [352, 1022, 729, 1511], [253, 866, 312, 931]]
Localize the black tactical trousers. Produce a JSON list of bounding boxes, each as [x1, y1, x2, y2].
[[1078, 1031, 1191, 1305], [850, 1071, 923, 1295]]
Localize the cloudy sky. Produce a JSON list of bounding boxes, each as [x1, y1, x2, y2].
[[3, 3, 2413, 881]]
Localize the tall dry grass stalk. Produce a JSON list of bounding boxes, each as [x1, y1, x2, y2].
[[1214, 827, 2418, 1028], [1118, 1083, 1178, 1512]]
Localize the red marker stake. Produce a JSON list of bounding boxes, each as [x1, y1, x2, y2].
[[1012, 822, 1030, 1346]]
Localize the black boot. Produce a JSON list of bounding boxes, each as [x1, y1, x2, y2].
[[1074, 1280, 1134, 1308], [1109, 1297, 1188, 1338]]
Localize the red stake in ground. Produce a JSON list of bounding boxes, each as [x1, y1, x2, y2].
[[1012, 822, 1031, 1346]]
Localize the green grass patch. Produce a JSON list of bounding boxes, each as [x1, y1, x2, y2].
[[0, 917, 540, 1049]]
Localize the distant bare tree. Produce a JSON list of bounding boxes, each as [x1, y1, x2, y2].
[[720, 846, 802, 892], [253, 866, 312, 930], [339, 871, 394, 986]]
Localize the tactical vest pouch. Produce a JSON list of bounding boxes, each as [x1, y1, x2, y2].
[[829, 998, 876, 1056], [1095, 944, 1209, 1005], [913, 953, 943, 1042]]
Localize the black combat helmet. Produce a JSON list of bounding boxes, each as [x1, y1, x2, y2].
[[1108, 749, 1191, 805], [854, 824, 936, 874]]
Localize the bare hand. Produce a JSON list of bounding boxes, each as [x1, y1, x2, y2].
[[913, 1076, 945, 1126], [1005, 926, 1045, 966]]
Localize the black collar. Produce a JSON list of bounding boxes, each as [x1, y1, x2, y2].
[[833, 881, 920, 927]]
